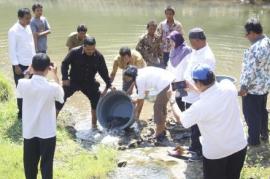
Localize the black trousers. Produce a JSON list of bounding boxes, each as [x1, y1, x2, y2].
[[186, 103, 202, 154], [203, 147, 247, 179], [24, 137, 56, 179], [12, 65, 29, 118], [55, 81, 101, 111], [175, 97, 185, 112], [242, 93, 269, 145], [162, 52, 170, 67]]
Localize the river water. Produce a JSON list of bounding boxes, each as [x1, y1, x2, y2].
[[0, 0, 270, 119]]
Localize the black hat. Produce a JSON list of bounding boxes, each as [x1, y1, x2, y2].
[[84, 36, 96, 46], [189, 27, 206, 40], [123, 65, 138, 81]]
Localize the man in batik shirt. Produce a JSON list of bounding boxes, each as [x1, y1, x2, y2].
[[136, 20, 162, 67], [239, 18, 270, 146]]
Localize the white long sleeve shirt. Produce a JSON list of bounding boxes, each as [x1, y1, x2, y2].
[[183, 44, 216, 103], [8, 22, 35, 66], [181, 80, 247, 159], [17, 75, 64, 139]]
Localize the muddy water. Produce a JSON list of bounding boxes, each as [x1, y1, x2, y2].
[[0, 0, 270, 119]]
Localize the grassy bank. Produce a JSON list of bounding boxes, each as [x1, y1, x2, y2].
[[0, 73, 117, 179]]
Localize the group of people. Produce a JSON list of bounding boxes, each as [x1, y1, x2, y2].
[[7, 3, 270, 179]]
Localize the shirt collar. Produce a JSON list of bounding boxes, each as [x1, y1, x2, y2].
[[82, 47, 96, 56], [251, 34, 265, 45], [17, 21, 27, 30], [165, 19, 175, 26], [146, 33, 156, 39], [194, 44, 208, 55], [32, 75, 47, 81], [200, 82, 218, 99]]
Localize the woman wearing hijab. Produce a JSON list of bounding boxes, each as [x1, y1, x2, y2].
[[167, 30, 192, 112]]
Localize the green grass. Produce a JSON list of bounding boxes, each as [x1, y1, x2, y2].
[[0, 74, 117, 179], [241, 122, 270, 179], [0, 73, 12, 102]]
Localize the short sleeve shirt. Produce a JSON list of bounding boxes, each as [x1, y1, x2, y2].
[[30, 16, 50, 52]]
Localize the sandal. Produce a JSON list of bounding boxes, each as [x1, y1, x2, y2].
[[168, 146, 189, 160]]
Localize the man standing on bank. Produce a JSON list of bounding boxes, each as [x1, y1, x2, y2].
[[175, 64, 247, 179], [8, 8, 35, 119], [239, 18, 270, 146], [56, 37, 113, 129], [17, 53, 64, 179], [30, 3, 51, 53], [136, 20, 163, 67], [183, 28, 216, 161], [157, 5, 183, 67]]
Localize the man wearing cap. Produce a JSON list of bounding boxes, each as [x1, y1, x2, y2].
[[182, 27, 216, 160], [175, 64, 247, 179], [66, 24, 89, 51], [239, 18, 270, 146], [157, 5, 184, 67], [56, 37, 113, 129], [110, 47, 146, 93], [123, 66, 175, 141]]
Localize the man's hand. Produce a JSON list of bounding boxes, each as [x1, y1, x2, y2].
[[50, 65, 60, 84], [23, 66, 32, 76], [14, 65, 22, 75], [62, 80, 70, 86], [126, 82, 135, 95], [50, 65, 57, 74], [101, 88, 108, 97], [101, 86, 116, 97], [110, 74, 115, 83], [185, 80, 199, 93], [238, 89, 247, 96]]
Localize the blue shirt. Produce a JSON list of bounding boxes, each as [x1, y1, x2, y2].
[[30, 16, 50, 52], [240, 35, 270, 95]]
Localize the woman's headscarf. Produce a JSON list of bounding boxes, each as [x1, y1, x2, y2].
[[167, 31, 192, 67]]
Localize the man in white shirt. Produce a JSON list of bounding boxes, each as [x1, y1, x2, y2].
[[123, 66, 175, 141], [175, 64, 247, 179], [8, 8, 35, 119], [183, 28, 216, 160], [17, 53, 64, 179]]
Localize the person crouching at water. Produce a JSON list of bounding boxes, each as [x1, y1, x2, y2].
[[110, 47, 146, 94], [56, 37, 114, 129], [123, 66, 175, 142], [174, 64, 247, 179]]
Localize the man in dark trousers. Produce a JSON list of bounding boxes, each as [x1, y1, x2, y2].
[[239, 18, 270, 146], [56, 37, 113, 129], [8, 8, 35, 119]]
